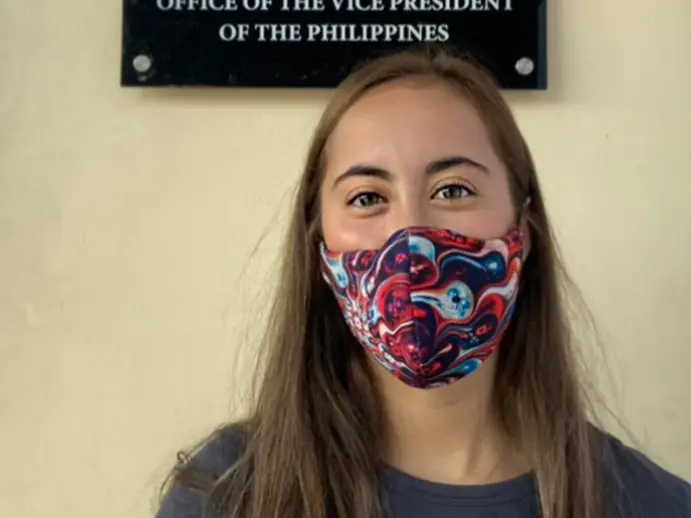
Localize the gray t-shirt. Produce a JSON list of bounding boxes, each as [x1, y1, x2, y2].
[[156, 428, 691, 518]]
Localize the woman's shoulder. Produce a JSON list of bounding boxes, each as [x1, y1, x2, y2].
[[155, 423, 248, 518], [602, 431, 691, 515], [155, 423, 691, 518]]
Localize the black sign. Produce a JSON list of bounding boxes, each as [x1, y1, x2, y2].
[[121, 0, 546, 89]]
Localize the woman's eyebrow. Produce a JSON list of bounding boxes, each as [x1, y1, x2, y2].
[[331, 155, 488, 190], [331, 164, 392, 190], [426, 155, 489, 175]]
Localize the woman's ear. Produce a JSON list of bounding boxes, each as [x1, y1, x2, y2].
[[519, 197, 532, 259]]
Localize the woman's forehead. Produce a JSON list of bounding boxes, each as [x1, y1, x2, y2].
[[324, 80, 502, 178]]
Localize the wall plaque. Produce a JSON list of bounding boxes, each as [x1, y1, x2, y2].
[[121, 0, 546, 89]]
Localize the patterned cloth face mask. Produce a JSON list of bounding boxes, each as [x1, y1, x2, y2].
[[319, 227, 524, 389]]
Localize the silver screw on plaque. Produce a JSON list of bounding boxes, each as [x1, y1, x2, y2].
[[515, 57, 535, 76], [133, 54, 153, 73]]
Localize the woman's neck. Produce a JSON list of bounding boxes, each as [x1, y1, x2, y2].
[[371, 355, 529, 486]]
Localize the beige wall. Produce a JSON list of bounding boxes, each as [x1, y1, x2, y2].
[[1, 1, 690, 517]]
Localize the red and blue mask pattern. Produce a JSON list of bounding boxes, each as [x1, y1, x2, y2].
[[319, 227, 524, 389]]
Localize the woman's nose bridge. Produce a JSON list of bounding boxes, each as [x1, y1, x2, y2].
[[387, 198, 429, 235]]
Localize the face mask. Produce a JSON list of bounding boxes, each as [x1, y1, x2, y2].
[[319, 227, 524, 389]]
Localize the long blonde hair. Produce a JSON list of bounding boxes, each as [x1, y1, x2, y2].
[[168, 47, 605, 518]]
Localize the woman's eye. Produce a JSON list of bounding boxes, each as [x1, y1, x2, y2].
[[433, 184, 475, 201], [348, 192, 385, 208]]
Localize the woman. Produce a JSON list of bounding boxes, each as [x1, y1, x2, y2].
[[156, 49, 690, 518]]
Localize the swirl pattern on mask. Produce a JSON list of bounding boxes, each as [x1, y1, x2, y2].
[[320, 227, 523, 389]]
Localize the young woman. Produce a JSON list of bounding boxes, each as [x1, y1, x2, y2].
[[156, 49, 690, 518]]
